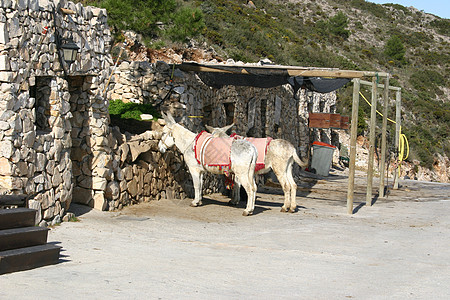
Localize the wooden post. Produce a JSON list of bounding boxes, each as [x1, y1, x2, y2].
[[379, 75, 390, 198], [393, 90, 402, 189], [347, 78, 360, 214], [366, 76, 378, 206]]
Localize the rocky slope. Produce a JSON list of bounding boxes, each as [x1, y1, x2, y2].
[[117, 31, 449, 183]]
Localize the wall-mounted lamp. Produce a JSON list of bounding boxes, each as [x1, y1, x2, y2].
[[60, 38, 79, 65]]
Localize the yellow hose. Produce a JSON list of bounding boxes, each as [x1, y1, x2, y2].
[[359, 91, 409, 176]]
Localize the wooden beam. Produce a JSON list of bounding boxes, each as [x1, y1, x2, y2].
[[360, 79, 401, 91], [286, 69, 364, 78], [366, 76, 378, 206], [379, 76, 390, 198], [177, 63, 370, 78], [393, 90, 402, 189], [347, 78, 360, 214]]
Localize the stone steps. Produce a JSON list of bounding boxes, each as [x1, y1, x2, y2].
[[0, 208, 61, 275], [0, 208, 35, 230], [0, 244, 61, 275], [0, 227, 50, 251], [0, 194, 27, 208]]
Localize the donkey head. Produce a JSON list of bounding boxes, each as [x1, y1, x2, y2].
[[205, 123, 234, 138], [158, 112, 176, 153]]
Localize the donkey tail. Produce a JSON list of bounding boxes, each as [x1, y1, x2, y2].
[[293, 150, 308, 169]]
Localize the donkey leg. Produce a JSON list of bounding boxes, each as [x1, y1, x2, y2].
[[239, 176, 255, 216], [287, 164, 297, 213], [273, 168, 291, 213], [190, 171, 203, 207], [229, 180, 241, 206]]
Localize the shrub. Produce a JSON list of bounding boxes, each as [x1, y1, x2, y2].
[[166, 7, 205, 42], [384, 35, 406, 64], [430, 19, 450, 35], [108, 100, 159, 121], [328, 12, 350, 39], [99, 0, 177, 37]]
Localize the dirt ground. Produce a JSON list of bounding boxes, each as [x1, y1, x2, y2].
[[1, 170, 449, 299]]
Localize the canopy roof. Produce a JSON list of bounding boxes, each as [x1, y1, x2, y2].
[[175, 62, 384, 95]]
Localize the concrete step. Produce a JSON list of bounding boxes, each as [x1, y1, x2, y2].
[[0, 227, 49, 252], [0, 244, 61, 275], [0, 208, 36, 230]]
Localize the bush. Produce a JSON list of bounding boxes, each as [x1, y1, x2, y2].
[[166, 7, 206, 42], [409, 69, 445, 94], [384, 35, 406, 64], [99, 0, 177, 37], [328, 12, 350, 39], [109, 100, 159, 121]]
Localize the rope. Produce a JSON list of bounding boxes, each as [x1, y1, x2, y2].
[[98, 41, 127, 97], [359, 91, 409, 176]]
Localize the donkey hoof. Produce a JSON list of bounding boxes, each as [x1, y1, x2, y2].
[[190, 201, 202, 207], [228, 200, 238, 207], [289, 207, 297, 213], [280, 207, 288, 213], [242, 210, 253, 216]]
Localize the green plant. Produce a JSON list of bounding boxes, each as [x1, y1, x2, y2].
[[109, 99, 159, 121], [328, 12, 350, 39], [166, 6, 205, 42], [384, 35, 406, 64], [98, 0, 177, 37]]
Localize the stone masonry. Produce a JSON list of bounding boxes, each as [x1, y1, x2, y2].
[[0, 0, 113, 224], [0, 0, 342, 224]]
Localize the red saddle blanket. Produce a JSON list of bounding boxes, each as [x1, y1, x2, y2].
[[194, 131, 272, 171], [244, 137, 273, 172], [194, 131, 234, 167]]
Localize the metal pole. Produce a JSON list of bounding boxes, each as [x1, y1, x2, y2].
[[393, 90, 402, 189], [366, 76, 378, 206], [347, 78, 360, 214], [379, 75, 390, 198]]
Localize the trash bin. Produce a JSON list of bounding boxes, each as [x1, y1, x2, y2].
[[310, 141, 336, 176]]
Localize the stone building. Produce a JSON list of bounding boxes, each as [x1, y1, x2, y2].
[[0, 0, 345, 224], [0, 0, 113, 222]]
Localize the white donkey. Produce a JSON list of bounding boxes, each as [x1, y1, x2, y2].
[[158, 112, 258, 216], [206, 124, 308, 213]]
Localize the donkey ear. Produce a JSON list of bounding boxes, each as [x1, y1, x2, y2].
[[167, 112, 176, 123], [205, 125, 214, 132], [223, 123, 234, 133], [163, 112, 176, 125]]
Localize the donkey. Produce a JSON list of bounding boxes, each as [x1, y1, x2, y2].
[[205, 124, 308, 213], [158, 112, 258, 216]]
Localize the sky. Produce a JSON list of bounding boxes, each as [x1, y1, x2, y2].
[[368, 0, 449, 19]]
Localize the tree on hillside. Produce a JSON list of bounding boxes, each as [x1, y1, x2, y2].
[[99, 0, 177, 37], [384, 35, 406, 64], [329, 12, 350, 39], [167, 7, 205, 42]]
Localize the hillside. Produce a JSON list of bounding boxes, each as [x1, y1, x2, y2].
[[84, 0, 449, 170]]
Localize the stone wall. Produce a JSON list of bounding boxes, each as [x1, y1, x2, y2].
[[108, 61, 338, 159], [102, 60, 342, 209], [108, 60, 340, 161], [0, 0, 113, 225], [0, 0, 343, 222], [105, 125, 224, 209]]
